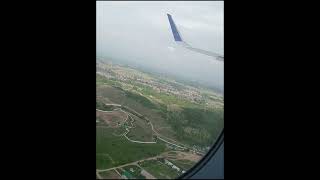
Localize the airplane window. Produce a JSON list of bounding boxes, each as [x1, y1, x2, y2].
[[96, 1, 224, 179]]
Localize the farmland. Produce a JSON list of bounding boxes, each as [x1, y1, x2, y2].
[[96, 127, 166, 169], [99, 170, 121, 179], [96, 59, 224, 179], [138, 159, 181, 179]]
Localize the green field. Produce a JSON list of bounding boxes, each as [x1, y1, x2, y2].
[[99, 170, 121, 179], [112, 125, 126, 136], [97, 75, 224, 148], [166, 107, 224, 147], [96, 84, 177, 140], [96, 62, 224, 171], [96, 127, 166, 169], [122, 165, 146, 179], [126, 114, 154, 142], [96, 100, 114, 111], [139, 159, 181, 179]]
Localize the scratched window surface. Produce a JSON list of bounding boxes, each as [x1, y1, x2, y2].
[[96, 1, 224, 179]]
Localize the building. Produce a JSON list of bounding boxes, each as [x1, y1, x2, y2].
[[164, 159, 181, 172], [172, 165, 180, 172], [164, 159, 173, 166]]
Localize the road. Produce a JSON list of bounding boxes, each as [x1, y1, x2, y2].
[[104, 103, 122, 107], [97, 103, 205, 155], [96, 108, 122, 113], [97, 157, 157, 179], [97, 105, 158, 144], [97, 154, 163, 172], [96, 103, 198, 151], [157, 136, 185, 149], [124, 134, 156, 144], [96, 171, 103, 179], [147, 117, 188, 149], [114, 169, 122, 177]]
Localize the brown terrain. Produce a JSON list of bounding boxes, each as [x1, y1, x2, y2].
[[96, 110, 127, 128], [163, 151, 202, 162]]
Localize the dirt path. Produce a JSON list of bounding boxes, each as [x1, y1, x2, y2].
[[96, 171, 103, 179], [147, 117, 189, 149], [97, 104, 193, 151], [97, 154, 163, 172], [114, 169, 122, 177], [98, 105, 207, 157], [97, 150, 195, 179], [97, 108, 156, 144], [124, 134, 156, 144]]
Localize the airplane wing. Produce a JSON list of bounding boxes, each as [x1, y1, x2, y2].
[[167, 13, 224, 61]]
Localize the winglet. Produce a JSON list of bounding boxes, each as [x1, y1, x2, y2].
[[167, 13, 183, 42], [166, 14, 223, 61]]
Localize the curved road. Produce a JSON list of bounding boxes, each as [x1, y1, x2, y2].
[[96, 104, 188, 148], [97, 103, 205, 155]]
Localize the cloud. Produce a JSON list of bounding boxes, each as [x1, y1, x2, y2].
[[97, 1, 224, 91], [167, 46, 175, 52]]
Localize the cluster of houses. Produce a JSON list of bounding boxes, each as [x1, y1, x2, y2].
[[97, 62, 205, 104]]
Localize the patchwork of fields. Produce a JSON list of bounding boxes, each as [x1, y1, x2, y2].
[[96, 60, 224, 179], [96, 127, 166, 169]]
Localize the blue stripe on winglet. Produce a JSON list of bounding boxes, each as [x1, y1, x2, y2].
[[167, 14, 183, 42]]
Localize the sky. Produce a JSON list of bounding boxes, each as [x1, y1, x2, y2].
[[97, 1, 224, 92]]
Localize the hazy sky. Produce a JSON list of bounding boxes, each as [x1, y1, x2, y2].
[[97, 1, 224, 92]]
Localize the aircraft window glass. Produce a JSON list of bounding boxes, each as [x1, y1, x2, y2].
[[96, 1, 224, 179]]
